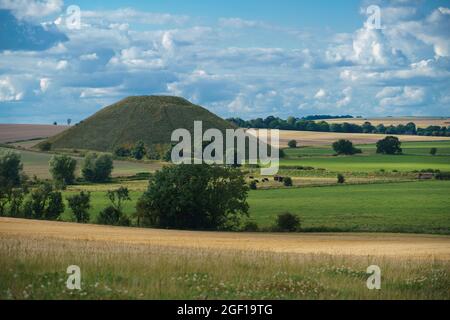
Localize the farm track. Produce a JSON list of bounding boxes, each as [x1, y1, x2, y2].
[[1, 217, 449, 260]]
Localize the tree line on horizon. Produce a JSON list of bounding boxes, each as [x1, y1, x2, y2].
[[227, 116, 450, 137]]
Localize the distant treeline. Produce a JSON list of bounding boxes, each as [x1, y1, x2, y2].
[[227, 116, 450, 137]]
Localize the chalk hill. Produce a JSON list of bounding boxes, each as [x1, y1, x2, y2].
[[43, 96, 235, 152]]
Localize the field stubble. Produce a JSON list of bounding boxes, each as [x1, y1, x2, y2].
[[0, 218, 449, 300]]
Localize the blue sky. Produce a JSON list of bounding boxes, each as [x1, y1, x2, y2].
[[0, 0, 449, 124]]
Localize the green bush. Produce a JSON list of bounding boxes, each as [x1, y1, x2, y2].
[[26, 183, 64, 220], [49, 155, 77, 185], [283, 177, 293, 187], [435, 172, 450, 180], [132, 141, 146, 160], [275, 212, 301, 232], [67, 191, 91, 223], [332, 139, 361, 155], [337, 174, 345, 184], [97, 206, 130, 226], [249, 180, 257, 190], [45, 191, 65, 220], [430, 148, 437, 156], [82, 153, 113, 183], [242, 221, 259, 232], [38, 141, 52, 151], [136, 164, 249, 230], [114, 146, 131, 158], [376, 136, 402, 154], [287, 140, 297, 148]]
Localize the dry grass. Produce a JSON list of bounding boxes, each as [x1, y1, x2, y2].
[[1, 218, 449, 300], [0, 124, 68, 144], [324, 117, 450, 129], [270, 130, 450, 147], [1, 218, 449, 260]]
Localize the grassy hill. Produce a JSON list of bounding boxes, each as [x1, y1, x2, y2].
[[42, 96, 235, 152]]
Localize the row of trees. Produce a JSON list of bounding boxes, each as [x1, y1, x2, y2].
[[49, 153, 113, 187], [228, 116, 450, 137], [332, 136, 402, 155], [114, 141, 171, 161], [0, 150, 132, 226]]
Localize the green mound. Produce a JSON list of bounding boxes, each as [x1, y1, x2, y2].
[[43, 96, 236, 152]]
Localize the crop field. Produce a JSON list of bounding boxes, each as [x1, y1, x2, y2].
[[0, 218, 449, 300], [273, 130, 450, 147], [324, 117, 450, 129], [0, 124, 68, 144]]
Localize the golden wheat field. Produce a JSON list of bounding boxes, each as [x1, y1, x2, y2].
[[1, 218, 449, 259], [1, 218, 449, 300], [324, 117, 450, 129]]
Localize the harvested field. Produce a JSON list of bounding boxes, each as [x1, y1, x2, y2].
[[0, 124, 68, 143], [268, 130, 450, 147], [1, 218, 449, 260], [324, 117, 450, 129]]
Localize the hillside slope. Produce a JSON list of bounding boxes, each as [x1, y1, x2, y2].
[[43, 96, 235, 152]]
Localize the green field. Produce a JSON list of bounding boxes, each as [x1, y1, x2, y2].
[[284, 141, 450, 157], [282, 141, 450, 172], [248, 181, 450, 234], [0, 147, 161, 179], [281, 154, 450, 172], [57, 181, 450, 235]]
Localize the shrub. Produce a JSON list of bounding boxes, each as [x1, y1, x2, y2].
[[0, 151, 23, 189], [49, 155, 77, 185], [435, 172, 450, 180], [39, 141, 52, 151], [132, 141, 146, 160], [283, 177, 293, 187], [337, 174, 345, 184], [136, 164, 249, 230], [9, 188, 26, 217], [287, 140, 297, 148], [107, 187, 131, 212], [67, 191, 91, 223], [249, 180, 257, 190], [242, 221, 259, 232], [332, 139, 361, 155], [430, 148, 437, 156], [25, 183, 63, 220], [275, 212, 301, 232], [82, 153, 113, 183], [146, 145, 160, 160], [45, 191, 65, 220], [376, 136, 402, 154], [114, 146, 131, 158], [97, 206, 130, 226]]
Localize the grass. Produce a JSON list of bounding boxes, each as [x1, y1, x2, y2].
[[0, 230, 448, 300], [280, 154, 450, 172], [44, 96, 235, 152], [247, 181, 450, 234], [56, 180, 450, 235], [0, 147, 162, 179], [284, 141, 450, 157]]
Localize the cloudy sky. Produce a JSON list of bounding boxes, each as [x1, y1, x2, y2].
[[0, 0, 449, 124]]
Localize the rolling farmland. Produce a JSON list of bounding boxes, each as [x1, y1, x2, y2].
[[0, 124, 68, 144], [323, 117, 450, 129], [1, 217, 449, 300]]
